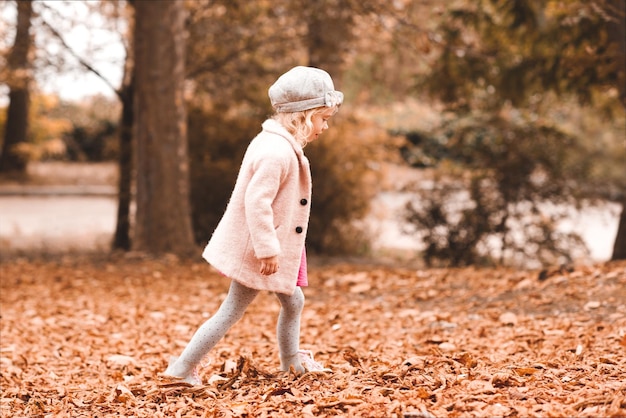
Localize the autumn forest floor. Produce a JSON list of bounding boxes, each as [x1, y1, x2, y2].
[[1, 163, 625, 417], [1, 256, 625, 417]]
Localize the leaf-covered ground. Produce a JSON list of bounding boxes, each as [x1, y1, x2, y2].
[[1, 256, 625, 417]]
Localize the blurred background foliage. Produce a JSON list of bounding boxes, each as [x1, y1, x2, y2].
[[0, 0, 624, 265]]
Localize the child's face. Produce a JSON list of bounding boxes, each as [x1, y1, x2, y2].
[[308, 108, 336, 143]]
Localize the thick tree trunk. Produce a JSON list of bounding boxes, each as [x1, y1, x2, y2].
[[608, 0, 626, 260], [612, 196, 626, 261], [132, 0, 195, 256], [607, 0, 626, 108], [0, 0, 33, 173], [303, 0, 352, 84]]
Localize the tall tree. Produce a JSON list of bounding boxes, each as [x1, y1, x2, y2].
[[297, 0, 355, 78], [39, 0, 135, 251], [607, 0, 626, 260], [0, 0, 33, 173], [112, 65, 134, 251], [110, 0, 135, 251], [132, 0, 195, 256], [407, 0, 626, 265]]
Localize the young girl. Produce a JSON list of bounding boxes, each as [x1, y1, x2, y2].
[[163, 66, 343, 385]]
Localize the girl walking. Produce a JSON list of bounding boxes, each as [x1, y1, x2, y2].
[[163, 66, 343, 385]]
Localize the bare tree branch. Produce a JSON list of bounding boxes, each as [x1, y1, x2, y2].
[[39, 16, 121, 99]]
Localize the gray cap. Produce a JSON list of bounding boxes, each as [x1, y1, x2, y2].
[[269, 66, 344, 113]]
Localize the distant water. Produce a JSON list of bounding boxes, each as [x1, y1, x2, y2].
[[369, 191, 621, 264], [0, 195, 118, 254], [0, 192, 620, 262]]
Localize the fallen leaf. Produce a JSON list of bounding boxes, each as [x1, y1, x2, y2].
[[438, 342, 457, 352], [107, 354, 137, 367], [499, 312, 518, 326], [114, 384, 135, 404], [584, 301, 601, 310]]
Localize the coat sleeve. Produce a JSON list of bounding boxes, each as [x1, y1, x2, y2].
[[243, 143, 290, 259]]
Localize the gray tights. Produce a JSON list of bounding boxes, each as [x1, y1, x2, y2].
[[165, 280, 305, 378]]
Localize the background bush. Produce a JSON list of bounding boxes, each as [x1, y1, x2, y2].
[[187, 105, 390, 256], [402, 110, 595, 268]]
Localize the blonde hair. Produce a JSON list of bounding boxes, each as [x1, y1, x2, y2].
[[272, 106, 338, 147]]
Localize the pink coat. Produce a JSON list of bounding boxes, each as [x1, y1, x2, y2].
[[202, 119, 312, 295]]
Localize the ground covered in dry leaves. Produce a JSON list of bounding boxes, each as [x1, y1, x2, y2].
[[1, 256, 625, 417]]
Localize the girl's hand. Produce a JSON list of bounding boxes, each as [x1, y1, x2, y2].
[[259, 256, 279, 275]]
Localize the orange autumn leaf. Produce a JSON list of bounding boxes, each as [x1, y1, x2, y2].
[[512, 367, 540, 376]]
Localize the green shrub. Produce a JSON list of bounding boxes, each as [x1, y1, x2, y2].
[[306, 113, 388, 255], [188, 106, 389, 256], [403, 112, 591, 268], [188, 105, 258, 245]]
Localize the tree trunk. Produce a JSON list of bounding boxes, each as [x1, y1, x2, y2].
[[612, 196, 626, 261], [113, 1, 135, 252], [303, 0, 352, 83], [608, 0, 626, 260], [112, 80, 134, 251], [132, 0, 195, 256], [0, 0, 33, 173], [607, 0, 626, 108]]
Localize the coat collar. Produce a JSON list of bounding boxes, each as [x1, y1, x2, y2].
[[261, 119, 305, 158]]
